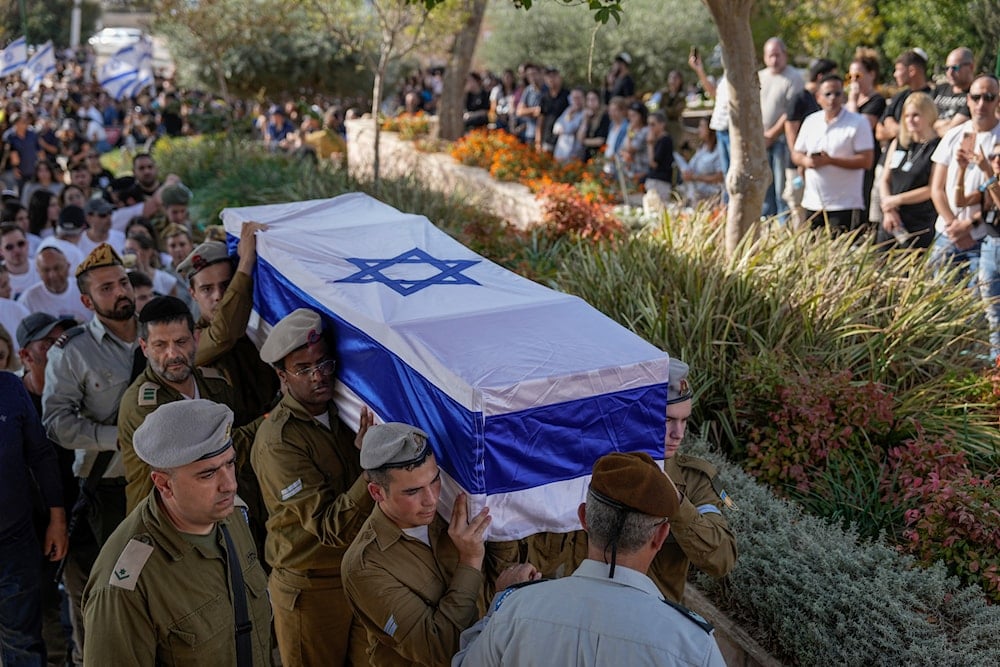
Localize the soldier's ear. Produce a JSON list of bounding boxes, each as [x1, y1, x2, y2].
[[368, 481, 386, 503], [150, 470, 173, 498], [577, 503, 588, 533]]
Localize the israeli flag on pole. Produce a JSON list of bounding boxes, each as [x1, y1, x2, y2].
[[222, 194, 669, 539], [98, 53, 139, 101], [115, 38, 154, 98], [21, 41, 56, 92], [0, 36, 27, 77]]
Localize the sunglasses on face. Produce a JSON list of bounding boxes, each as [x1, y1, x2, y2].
[[3, 240, 26, 251], [822, 90, 843, 98], [969, 93, 998, 103]]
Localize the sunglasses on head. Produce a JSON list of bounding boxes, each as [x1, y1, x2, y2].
[[969, 93, 998, 103]]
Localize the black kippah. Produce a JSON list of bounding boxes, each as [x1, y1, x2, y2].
[[138, 295, 191, 324]]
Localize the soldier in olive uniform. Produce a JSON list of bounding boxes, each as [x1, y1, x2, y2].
[[83, 400, 272, 667], [649, 358, 738, 603], [342, 423, 540, 666], [42, 243, 139, 664], [176, 222, 280, 427], [251, 308, 375, 666], [117, 296, 263, 515]]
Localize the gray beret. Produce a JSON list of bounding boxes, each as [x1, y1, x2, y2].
[[260, 308, 324, 364], [667, 358, 694, 404], [134, 400, 235, 469], [361, 423, 430, 471], [175, 241, 230, 281]]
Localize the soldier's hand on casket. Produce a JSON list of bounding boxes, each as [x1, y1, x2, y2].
[[236, 221, 268, 276], [449, 493, 491, 570], [495, 562, 542, 590], [353, 406, 375, 450]]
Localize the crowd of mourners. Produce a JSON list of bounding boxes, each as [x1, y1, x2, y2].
[[3, 46, 737, 667], [5, 32, 1000, 667]]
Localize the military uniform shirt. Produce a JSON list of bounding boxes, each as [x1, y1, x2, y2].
[[42, 316, 138, 478], [649, 454, 738, 603], [194, 270, 279, 424], [118, 364, 262, 513], [251, 392, 374, 572], [453, 559, 726, 667], [82, 492, 272, 666], [342, 506, 484, 666]]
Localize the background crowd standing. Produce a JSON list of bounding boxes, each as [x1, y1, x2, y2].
[[0, 46, 738, 667], [385, 41, 1000, 361]]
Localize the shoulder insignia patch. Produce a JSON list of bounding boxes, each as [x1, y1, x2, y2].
[[710, 475, 737, 510], [109, 538, 155, 591], [662, 597, 714, 634], [198, 365, 229, 384], [676, 454, 719, 479], [54, 325, 86, 349], [137, 382, 159, 407]]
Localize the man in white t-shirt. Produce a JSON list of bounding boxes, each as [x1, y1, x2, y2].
[[929, 75, 1000, 283], [1, 224, 40, 299], [16, 246, 90, 323], [78, 198, 126, 256], [792, 75, 874, 235]]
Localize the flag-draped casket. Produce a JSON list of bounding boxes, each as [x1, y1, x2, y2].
[[222, 194, 669, 539]]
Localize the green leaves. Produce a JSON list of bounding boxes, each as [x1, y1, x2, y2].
[[415, 0, 623, 24]]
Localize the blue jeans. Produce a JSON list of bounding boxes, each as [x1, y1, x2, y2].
[[979, 235, 1000, 360], [717, 129, 731, 204], [929, 231, 981, 293], [762, 139, 789, 220], [0, 522, 45, 667]]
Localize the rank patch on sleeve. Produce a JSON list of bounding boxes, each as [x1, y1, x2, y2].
[[280, 478, 303, 501], [109, 539, 155, 590]]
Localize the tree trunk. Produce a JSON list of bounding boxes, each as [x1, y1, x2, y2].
[[438, 0, 489, 141], [702, 0, 770, 256], [372, 45, 391, 196]]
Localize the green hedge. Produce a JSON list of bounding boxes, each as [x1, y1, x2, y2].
[[688, 439, 1000, 666]]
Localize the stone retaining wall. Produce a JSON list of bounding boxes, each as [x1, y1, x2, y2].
[[346, 118, 542, 229]]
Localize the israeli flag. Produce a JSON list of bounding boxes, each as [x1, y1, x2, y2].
[[20, 41, 55, 92], [222, 194, 669, 539], [0, 36, 27, 77], [98, 54, 139, 101]]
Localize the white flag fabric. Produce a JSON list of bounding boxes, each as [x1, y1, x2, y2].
[[20, 41, 55, 92], [0, 36, 27, 77], [222, 194, 670, 540], [99, 38, 154, 100]]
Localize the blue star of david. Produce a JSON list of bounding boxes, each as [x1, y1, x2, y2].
[[334, 247, 481, 296]]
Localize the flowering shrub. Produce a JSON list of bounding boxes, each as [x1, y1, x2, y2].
[[381, 112, 430, 139], [537, 183, 622, 241], [741, 359, 896, 493], [885, 435, 1000, 602]]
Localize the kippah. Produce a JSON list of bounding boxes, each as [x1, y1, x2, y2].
[[138, 295, 191, 324]]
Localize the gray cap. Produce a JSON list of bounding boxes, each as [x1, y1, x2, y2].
[[667, 358, 693, 405], [260, 308, 324, 364], [134, 400, 235, 469], [360, 423, 430, 470], [175, 241, 230, 281], [84, 198, 113, 215], [16, 312, 77, 348]]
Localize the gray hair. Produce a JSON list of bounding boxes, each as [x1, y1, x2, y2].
[[585, 489, 664, 554]]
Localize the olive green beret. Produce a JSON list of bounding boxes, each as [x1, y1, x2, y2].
[[667, 358, 693, 405], [259, 308, 324, 364], [590, 451, 679, 518], [176, 241, 230, 281], [361, 423, 430, 470], [134, 400, 234, 469]]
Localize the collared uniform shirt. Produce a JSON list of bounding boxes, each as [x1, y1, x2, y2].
[[453, 559, 726, 667], [82, 492, 272, 666], [251, 392, 373, 573], [42, 316, 138, 478], [649, 454, 738, 603], [342, 506, 484, 666]]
